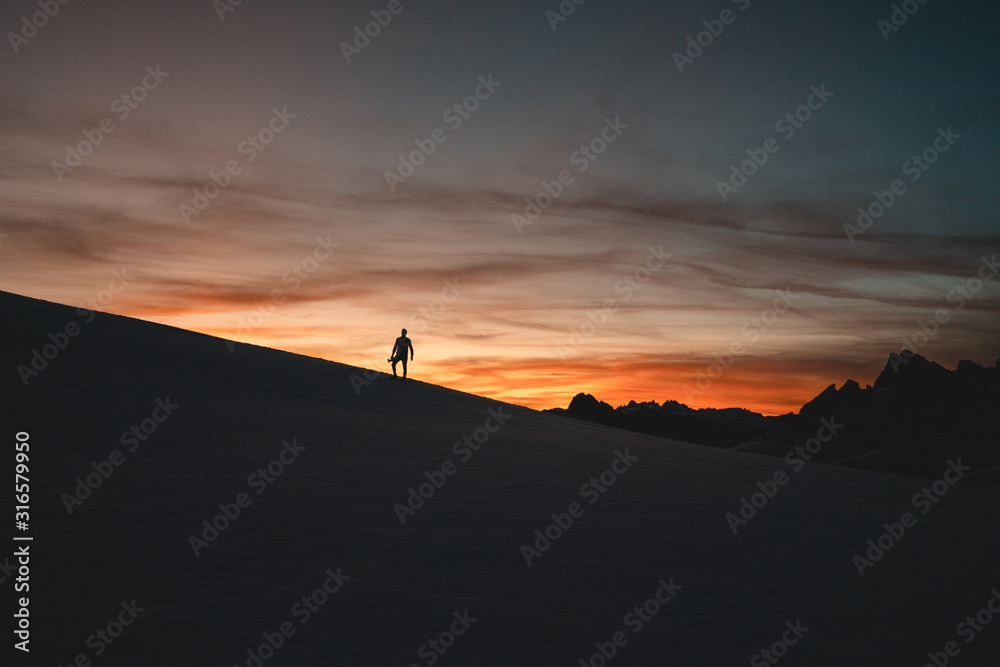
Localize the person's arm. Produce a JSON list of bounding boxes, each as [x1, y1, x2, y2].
[[391, 341, 398, 358], [410, 340, 414, 360]]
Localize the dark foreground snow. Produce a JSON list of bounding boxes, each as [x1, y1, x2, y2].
[[5, 291, 1000, 666]]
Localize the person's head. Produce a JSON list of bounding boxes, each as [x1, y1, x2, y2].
[[401, 328, 407, 335]]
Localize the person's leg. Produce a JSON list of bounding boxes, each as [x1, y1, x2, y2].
[[391, 358, 398, 376], [401, 357, 407, 378]]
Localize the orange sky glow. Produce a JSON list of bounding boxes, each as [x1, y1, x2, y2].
[[2, 0, 997, 415]]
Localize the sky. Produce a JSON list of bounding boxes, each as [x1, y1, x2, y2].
[[2, 0, 998, 415]]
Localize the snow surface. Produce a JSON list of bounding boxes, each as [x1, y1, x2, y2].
[[5, 291, 1000, 666]]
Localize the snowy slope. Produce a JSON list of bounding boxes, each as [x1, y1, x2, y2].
[[4, 290, 1000, 666]]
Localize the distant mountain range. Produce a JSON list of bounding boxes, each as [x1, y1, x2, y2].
[[547, 352, 1000, 487]]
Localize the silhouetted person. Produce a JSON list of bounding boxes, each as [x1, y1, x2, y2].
[[389, 328, 413, 379]]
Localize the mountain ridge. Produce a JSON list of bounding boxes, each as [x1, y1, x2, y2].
[[548, 351, 1000, 485]]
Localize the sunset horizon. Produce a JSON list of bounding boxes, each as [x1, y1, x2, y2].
[[4, 2, 996, 425], [9, 284, 996, 417]]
